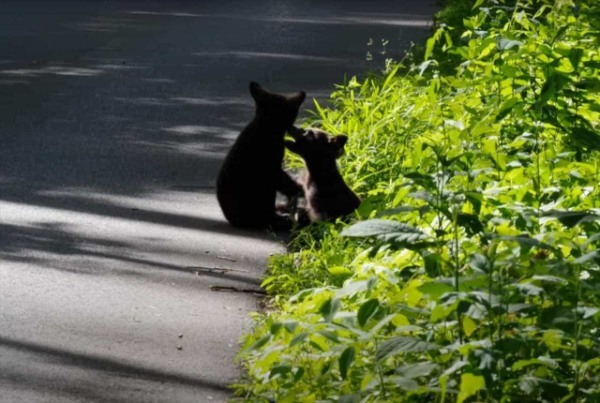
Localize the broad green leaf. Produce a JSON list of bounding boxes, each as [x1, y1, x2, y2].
[[519, 376, 568, 397], [576, 306, 599, 319], [376, 336, 440, 361], [245, 334, 272, 352], [339, 394, 360, 403], [469, 253, 491, 273], [390, 376, 419, 390], [328, 265, 353, 276], [339, 346, 355, 379], [497, 37, 522, 50], [336, 279, 370, 298], [293, 366, 305, 382], [495, 98, 522, 121], [462, 316, 478, 337], [269, 365, 292, 379], [357, 298, 380, 327], [457, 373, 486, 403], [396, 362, 438, 379], [421, 250, 444, 277], [498, 235, 552, 250], [541, 210, 600, 227], [457, 213, 484, 235], [424, 36, 436, 61], [513, 356, 559, 371], [290, 332, 309, 347], [574, 250, 600, 265], [341, 219, 430, 244], [530, 275, 569, 285], [283, 321, 298, 333], [270, 322, 282, 335], [419, 282, 454, 299], [318, 330, 340, 343], [444, 119, 465, 131], [320, 298, 341, 322], [441, 360, 468, 379]]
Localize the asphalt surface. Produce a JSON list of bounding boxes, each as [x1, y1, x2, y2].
[[0, 2, 436, 402]]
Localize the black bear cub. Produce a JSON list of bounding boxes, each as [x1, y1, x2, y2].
[[285, 126, 360, 223], [217, 82, 305, 229]]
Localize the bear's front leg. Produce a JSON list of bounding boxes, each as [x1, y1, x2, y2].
[[276, 169, 303, 198]]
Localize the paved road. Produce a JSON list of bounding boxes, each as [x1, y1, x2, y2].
[[0, 2, 436, 402]]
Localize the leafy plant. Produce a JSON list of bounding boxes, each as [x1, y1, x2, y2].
[[236, 0, 600, 401]]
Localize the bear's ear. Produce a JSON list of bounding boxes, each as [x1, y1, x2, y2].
[[331, 135, 348, 158], [249, 82, 267, 102], [289, 91, 306, 106]]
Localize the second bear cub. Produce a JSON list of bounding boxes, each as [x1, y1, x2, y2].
[[285, 126, 360, 222]]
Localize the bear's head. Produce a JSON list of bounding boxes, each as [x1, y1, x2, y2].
[[285, 125, 348, 163], [250, 82, 305, 130]]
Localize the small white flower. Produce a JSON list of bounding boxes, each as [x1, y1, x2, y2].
[[579, 270, 590, 280]]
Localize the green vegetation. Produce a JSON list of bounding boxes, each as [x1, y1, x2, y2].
[[236, 0, 600, 401]]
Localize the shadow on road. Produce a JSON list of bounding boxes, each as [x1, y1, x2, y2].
[[0, 336, 230, 402]]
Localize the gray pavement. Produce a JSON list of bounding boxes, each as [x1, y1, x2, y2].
[[0, 1, 436, 402]]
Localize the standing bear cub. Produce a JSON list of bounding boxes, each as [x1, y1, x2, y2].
[[217, 82, 305, 229], [285, 126, 361, 223]]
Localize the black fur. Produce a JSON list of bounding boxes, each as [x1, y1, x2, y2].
[[285, 126, 360, 222], [217, 82, 305, 229]]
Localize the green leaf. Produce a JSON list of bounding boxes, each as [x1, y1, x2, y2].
[[469, 253, 491, 273], [497, 235, 552, 250], [568, 48, 584, 72], [396, 362, 437, 379], [341, 219, 430, 244], [541, 210, 600, 227], [530, 275, 569, 285], [358, 298, 380, 327], [441, 360, 468, 379], [320, 298, 341, 322], [318, 330, 341, 343], [574, 250, 600, 265], [457, 213, 484, 235], [328, 265, 353, 276], [424, 36, 436, 61], [421, 250, 444, 277], [444, 119, 465, 131], [419, 282, 454, 299], [576, 306, 599, 319], [339, 394, 360, 403], [404, 171, 436, 189], [270, 322, 283, 335], [462, 316, 477, 337], [472, 0, 485, 9], [390, 376, 419, 390], [495, 98, 522, 121], [497, 37, 522, 50], [339, 346, 355, 379], [290, 332, 309, 347], [538, 71, 570, 103], [457, 373, 486, 403], [245, 334, 272, 352], [519, 376, 568, 397], [376, 337, 440, 361], [283, 321, 298, 333], [513, 357, 559, 371], [293, 366, 305, 382], [464, 191, 483, 214], [269, 364, 292, 379], [418, 60, 436, 76]]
